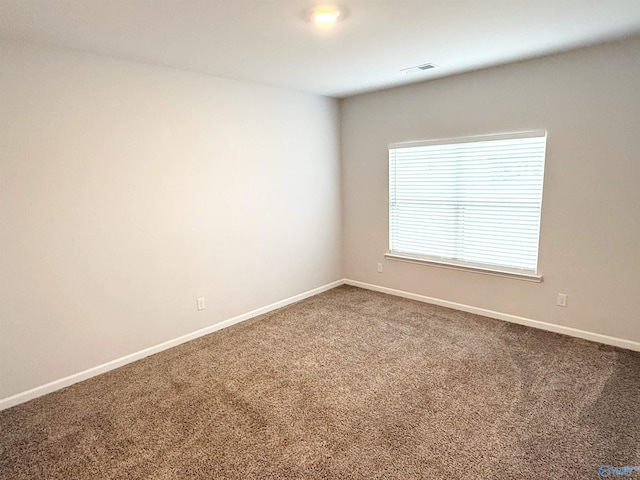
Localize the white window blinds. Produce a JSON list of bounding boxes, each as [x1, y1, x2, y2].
[[389, 131, 546, 274]]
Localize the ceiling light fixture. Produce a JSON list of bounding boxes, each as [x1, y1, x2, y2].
[[310, 6, 342, 24]]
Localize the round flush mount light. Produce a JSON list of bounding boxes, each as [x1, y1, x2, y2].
[[309, 6, 343, 24]]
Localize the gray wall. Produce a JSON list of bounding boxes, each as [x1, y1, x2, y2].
[[341, 36, 640, 343], [0, 40, 342, 399]]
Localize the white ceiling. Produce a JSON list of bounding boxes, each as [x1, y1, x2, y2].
[[1, 0, 640, 98]]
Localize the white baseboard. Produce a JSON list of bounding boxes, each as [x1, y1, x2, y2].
[[344, 279, 640, 353], [3, 278, 638, 411], [0, 279, 344, 411]]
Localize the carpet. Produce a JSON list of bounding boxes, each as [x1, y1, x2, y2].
[[1, 285, 639, 479]]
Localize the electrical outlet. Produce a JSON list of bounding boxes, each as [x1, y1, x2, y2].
[[197, 297, 205, 311], [377, 263, 383, 273], [557, 293, 567, 307]]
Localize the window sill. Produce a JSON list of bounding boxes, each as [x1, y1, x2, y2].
[[384, 253, 543, 283]]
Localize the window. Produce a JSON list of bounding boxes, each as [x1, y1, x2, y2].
[[387, 131, 546, 281]]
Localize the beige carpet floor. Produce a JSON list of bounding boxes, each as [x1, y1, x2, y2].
[[1, 285, 639, 479]]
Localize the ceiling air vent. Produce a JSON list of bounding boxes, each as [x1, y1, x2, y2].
[[401, 63, 438, 75]]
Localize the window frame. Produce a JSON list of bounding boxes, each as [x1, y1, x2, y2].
[[385, 131, 546, 282]]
